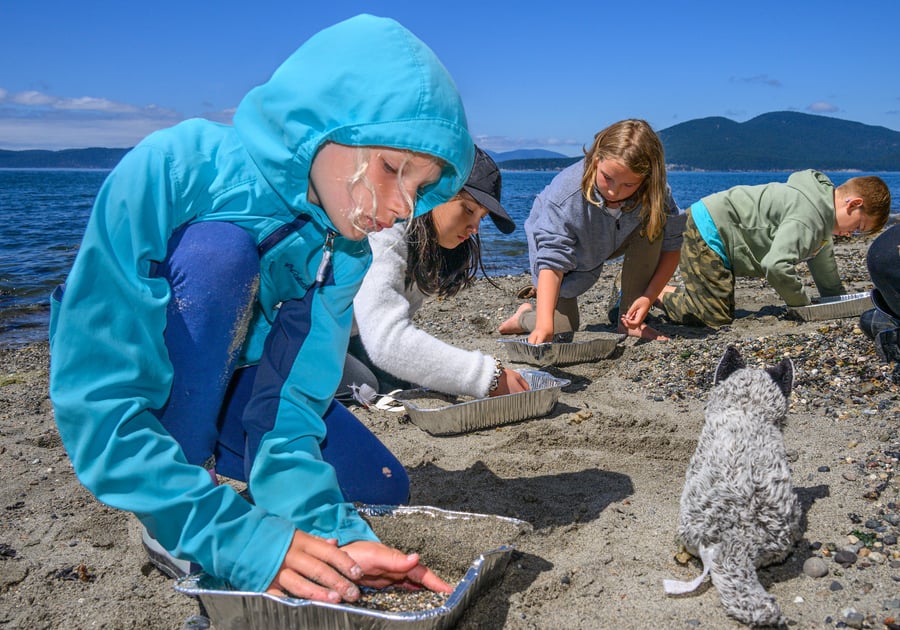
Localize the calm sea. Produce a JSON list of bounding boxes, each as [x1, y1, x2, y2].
[[2, 168, 899, 347]]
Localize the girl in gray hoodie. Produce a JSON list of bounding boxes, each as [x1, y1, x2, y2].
[[499, 119, 684, 342]]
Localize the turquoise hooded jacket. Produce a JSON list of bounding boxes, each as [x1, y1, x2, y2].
[[48, 14, 473, 592]]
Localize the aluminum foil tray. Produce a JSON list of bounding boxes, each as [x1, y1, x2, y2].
[[497, 331, 625, 366], [787, 292, 873, 322], [395, 369, 570, 436], [174, 505, 531, 630]]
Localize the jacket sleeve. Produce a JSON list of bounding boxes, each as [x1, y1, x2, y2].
[[48, 144, 298, 593], [806, 239, 845, 298], [353, 227, 497, 397], [759, 220, 817, 306], [528, 194, 580, 275]]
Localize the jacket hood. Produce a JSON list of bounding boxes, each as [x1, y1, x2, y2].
[[233, 14, 473, 219]]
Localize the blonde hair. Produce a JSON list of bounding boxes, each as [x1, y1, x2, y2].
[[835, 176, 892, 235], [581, 119, 668, 241]]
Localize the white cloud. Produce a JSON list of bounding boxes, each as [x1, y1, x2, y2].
[[0, 88, 234, 150], [806, 101, 839, 114], [10, 90, 56, 106]]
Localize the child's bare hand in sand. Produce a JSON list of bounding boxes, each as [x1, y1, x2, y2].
[[528, 327, 554, 345], [266, 530, 366, 603], [490, 367, 530, 396], [341, 540, 453, 593], [620, 296, 669, 341]]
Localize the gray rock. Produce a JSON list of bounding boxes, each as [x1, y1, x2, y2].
[[802, 557, 829, 578], [833, 550, 858, 566]]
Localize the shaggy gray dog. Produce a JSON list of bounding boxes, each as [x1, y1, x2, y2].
[[664, 346, 801, 627]]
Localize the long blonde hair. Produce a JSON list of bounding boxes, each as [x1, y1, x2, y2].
[[580, 119, 668, 241]]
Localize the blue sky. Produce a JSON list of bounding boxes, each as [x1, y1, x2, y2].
[[2, 1, 898, 155]]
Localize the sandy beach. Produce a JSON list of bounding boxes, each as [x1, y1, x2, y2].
[[1, 235, 898, 629]]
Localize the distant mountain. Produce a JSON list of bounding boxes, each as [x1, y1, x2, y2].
[[659, 112, 900, 171], [498, 156, 581, 171], [2, 113, 898, 171], [0, 147, 131, 169], [486, 149, 569, 162]]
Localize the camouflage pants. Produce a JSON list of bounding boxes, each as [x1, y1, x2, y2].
[[660, 214, 735, 327]]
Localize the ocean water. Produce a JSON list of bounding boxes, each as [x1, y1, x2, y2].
[[2, 168, 899, 347]]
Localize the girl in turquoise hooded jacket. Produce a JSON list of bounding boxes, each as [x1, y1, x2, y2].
[[48, 14, 474, 602]]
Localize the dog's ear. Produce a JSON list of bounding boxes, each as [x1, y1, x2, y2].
[[765, 358, 794, 398], [714, 345, 745, 385]]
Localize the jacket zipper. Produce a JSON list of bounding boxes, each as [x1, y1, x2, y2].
[[315, 230, 336, 285]]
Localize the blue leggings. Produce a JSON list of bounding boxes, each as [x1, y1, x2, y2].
[[150, 221, 409, 505]]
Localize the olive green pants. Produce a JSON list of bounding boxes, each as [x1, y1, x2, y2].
[[518, 226, 664, 333], [659, 214, 735, 327]]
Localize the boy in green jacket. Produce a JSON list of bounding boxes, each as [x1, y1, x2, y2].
[[659, 170, 890, 327]]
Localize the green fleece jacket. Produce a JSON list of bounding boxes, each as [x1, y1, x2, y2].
[[704, 170, 844, 306]]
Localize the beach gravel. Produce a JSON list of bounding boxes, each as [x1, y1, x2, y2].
[[1, 236, 899, 629]]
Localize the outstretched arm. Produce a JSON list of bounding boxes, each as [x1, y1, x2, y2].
[[529, 268, 563, 344], [621, 249, 680, 329]]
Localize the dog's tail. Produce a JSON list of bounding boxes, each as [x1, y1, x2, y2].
[[710, 542, 785, 627]]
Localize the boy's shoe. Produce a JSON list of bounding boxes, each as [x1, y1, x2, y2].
[[141, 527, 200, 579], [874, 328, 900, 363], [859, 308, 900, 340]]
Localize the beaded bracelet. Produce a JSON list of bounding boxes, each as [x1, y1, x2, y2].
[[488, 358, 504, 393]]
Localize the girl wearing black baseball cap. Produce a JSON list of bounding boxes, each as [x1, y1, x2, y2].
[[339, 147, 529, 401]]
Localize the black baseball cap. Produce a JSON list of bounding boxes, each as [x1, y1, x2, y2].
[[462, 147, 516, 234]]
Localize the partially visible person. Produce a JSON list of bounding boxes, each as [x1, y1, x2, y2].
[[659, 172, 891, 328], [498, 119, 684, 343], [859, 223, 900, 363], [48, 14, 474, 603], [339, 148, 530, 402]]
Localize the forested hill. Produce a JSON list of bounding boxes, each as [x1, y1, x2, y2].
[[497, 112, 900, 171], [658, 112, 900, 171], [1, 112, 898, 171]]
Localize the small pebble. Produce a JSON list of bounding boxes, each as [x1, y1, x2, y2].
[[834, 550, 858, 566], [841, 607, 865, 629], [868, 551, 886, 564]]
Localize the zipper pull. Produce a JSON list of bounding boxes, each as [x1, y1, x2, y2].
[[316, 231, 336, 284], [615, 218, 620, 230]]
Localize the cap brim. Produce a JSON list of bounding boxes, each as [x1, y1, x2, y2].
[[464, 185, 516, 234]]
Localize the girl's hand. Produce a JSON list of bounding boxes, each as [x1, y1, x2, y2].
[[341, 540, 453, 593], [489, 368, 530, 397], [621, 296, 652, 328], [619, 296, 669, 341], [528, 327, 554, 345], [266, 530, 365, 603]]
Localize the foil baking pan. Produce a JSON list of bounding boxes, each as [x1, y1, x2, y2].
[[395, 369, 570, 436], [787, 292, 873, 322], [497, 331, 625, 366], [174, 505, 531, 630]]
